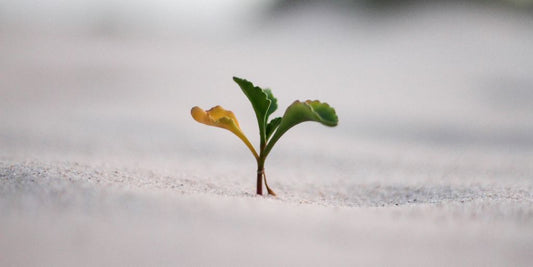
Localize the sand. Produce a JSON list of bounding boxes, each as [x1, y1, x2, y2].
[[1, 3, 533, 266]]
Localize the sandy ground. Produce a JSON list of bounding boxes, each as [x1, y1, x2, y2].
[[1, 3, 533, 266]]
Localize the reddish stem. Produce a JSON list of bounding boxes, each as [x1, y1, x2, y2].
[[256, 167, 263, 195]]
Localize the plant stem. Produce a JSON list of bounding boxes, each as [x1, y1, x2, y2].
[[256, 162, 264, 195], [257, 132, 276, 195], [263, 170, 276, 196], [262, 127, 284, 161], [256, 156, 276, 196]]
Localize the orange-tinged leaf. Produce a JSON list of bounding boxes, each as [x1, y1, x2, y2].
[[191, 106, 258, 159]]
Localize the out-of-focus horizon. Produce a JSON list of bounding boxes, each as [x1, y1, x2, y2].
[[1, 0, 533, 36]]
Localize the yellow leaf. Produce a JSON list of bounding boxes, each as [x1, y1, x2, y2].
[[191, 106, 258, 159]]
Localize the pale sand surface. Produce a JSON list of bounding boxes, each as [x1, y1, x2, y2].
[[1, 3, 533, 266]]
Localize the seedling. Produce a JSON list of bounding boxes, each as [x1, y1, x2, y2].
[[191, 77, 338, 195]]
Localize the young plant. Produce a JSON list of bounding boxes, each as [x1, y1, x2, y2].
[[191, 77, 338, 195]]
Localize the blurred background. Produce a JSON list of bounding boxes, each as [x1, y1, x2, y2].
[[1, 0, 533, 166], [2, 2, 533, 265]]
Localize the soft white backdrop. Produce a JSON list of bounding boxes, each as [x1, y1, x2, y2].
[[1, 1, 532, 266]]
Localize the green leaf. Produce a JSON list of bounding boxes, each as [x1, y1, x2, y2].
[[278, 100, 338, 130], [233, 77, 275, 145], [263, 89, 278, 118], [304, 100, 338, 126], [263, 100, 338, 158], [266, 117, 281, 140]]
